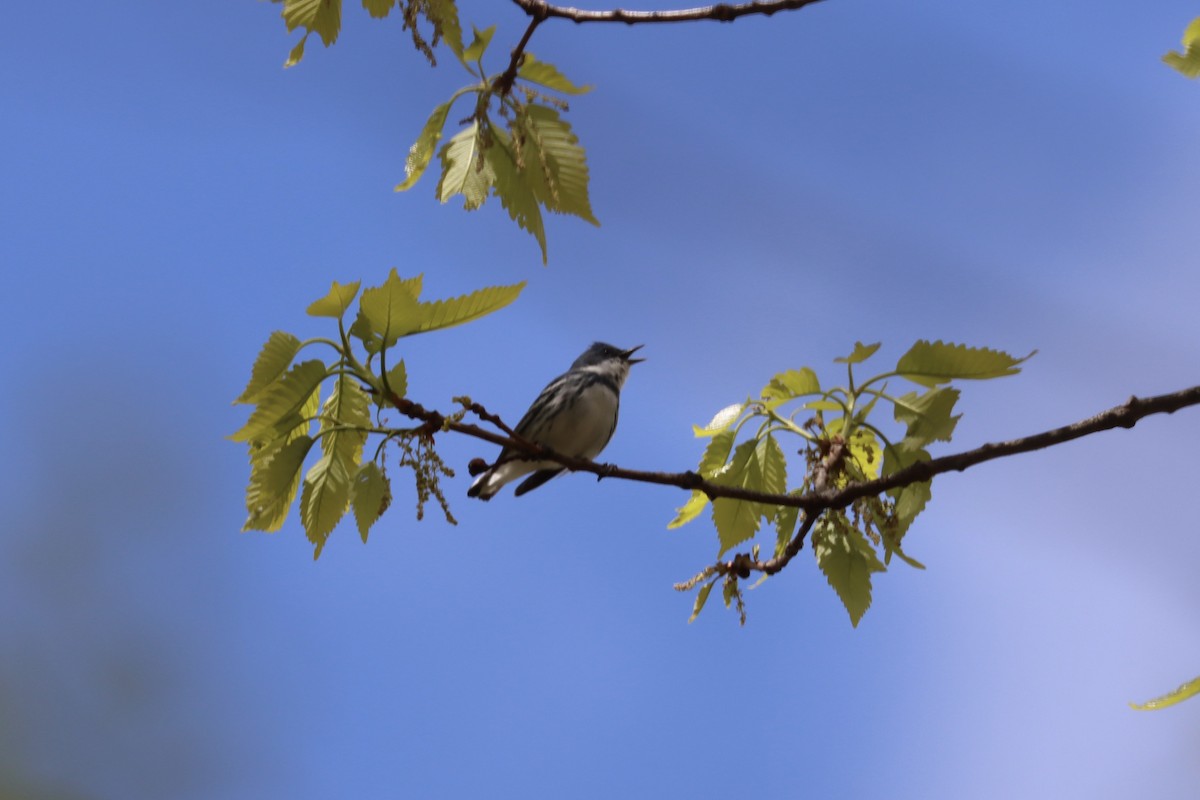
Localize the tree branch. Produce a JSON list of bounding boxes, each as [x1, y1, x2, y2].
[[510, 0, 830, 24], [493, 14, 546, 97]]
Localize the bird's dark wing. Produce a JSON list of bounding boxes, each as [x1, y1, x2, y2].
[[513, 468, 566, 497]]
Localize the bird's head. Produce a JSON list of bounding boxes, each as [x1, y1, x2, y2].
[[571, 342, 644, 387]]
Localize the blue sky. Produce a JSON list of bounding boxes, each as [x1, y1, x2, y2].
[[2, 1, 1199, 798]]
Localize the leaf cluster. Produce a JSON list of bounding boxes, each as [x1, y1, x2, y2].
[[674, 340, 1033, 626], [232, 270, 524, 558]]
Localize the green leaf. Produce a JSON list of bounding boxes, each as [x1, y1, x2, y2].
[[352, 461, 392, 541], [306, 280, 361, 319], [688, 581, 716, 623], [487, 126, 547, 262], [320, 375, 370, 464], [301, 453, 353, 558], [892, 387, 961, 448], [236, 331, 302, 404], [1130, 675, 1200, 710], [518, 53, 592, 95], [460, 24, 495, 63], [231, 360, 327, 443], [396, 102, 453, 192], [668, 491, 708, 529], [774, 503, 800, 558], [243, 435, 315, 532], [711, 436, 785, 555], [700, 429, 737, 477], [277, 0, 342, 65], [362, 0, 394, 19], [814, 518, 886, 627], [847, 427, 881, 481], [895, 340, 1033, 387], [762, 368, 820, 402], [436, 120, 495, 210], [1164, 17, 1200, 78], [285, 34, 309, 68], [834, 341, 881, 365], [882, 445, 931, 546], [413, 282, 526, 334], [379, 359, 407, 404], [693, 403, 745, 437], [513, 104, 598, 225], [356, 268, 424, 350], [804, 399, 845, 412]]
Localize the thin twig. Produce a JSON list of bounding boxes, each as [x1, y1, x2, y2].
[[510, 0, 830, 25]]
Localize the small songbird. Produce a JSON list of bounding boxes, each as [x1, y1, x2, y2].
[[467, 342, 644, 500]]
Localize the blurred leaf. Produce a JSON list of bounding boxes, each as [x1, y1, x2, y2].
[[667, 490, 708, 529], [518, 53, 592, 94], [762, 367, 820, 402], [413, 282, 526, 333], [243, 435, 315, 532], [460, 24, 495, 63], [882, 445, 932, 545], [694, 403, 745, 437], [834, 341, 881, 364], [1130, 675, 1200, 710], [397, 102, 453, 191], [814, 518, 886, 627], [848, 427, 881, 481], [352, 461, 392, 541], [804, 399, 844, 412], [893, 387, 961, 448], [306, 280, 361, 319], [236, 331, 302, 404], [379, 359, 408, 403], [774, 503, 800, 558], [688, 582, 715, 623], [437, 120, 495, 209], [699, 429, 737, 477], [896, 340, 1032, 387], [427, 0, 463, 58], [1163, 17, 1200, 77], [362, 0, 394, 18], [758, 434, 787, 514], [285, 34, 309, 68], [276, 0, 342, 66], [231, 360, 327, 442]]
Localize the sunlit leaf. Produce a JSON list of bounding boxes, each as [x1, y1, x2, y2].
[[668, 490, 709, 529], [893, 387, 961, 448], [276, 0, 342, 66], [1130, 675, 1200, 710], [460, 24, 495, 63], [426, 0, 464, 58], [896, 340, 1033, 387], [688, 581, 716, 623], [814, 518, 886, 627], [320, 375, 370, 464], [243, 435, 315, 532], [847, 427, 881, 481], [700, 429, 737, 477], [834, 341, 881, 364], [414, 282, 526, 334], [514, 103, 598, 224], [518, 53, 592, 95], [355, 268, 423, 350], [396, 102, 452, 192], [762, 367, 820, 402], [711, 440, 762, 555], [436, 121, 494, 210], [1164, 17, 1200, 78], [236, 331, 302, 404], [487, 126, 547, 262], [774, 503, 800, 558], [306, 280, 361, 319], [352, 461, 392, 541], [362, 0, 394, 19], [231, 360, 327, 443], [694, 403, 745, 437], [379, 359, 407, 404], [301, 453, 353, 558]]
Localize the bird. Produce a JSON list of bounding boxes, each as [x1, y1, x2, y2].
[[467, 342, 644, 500]]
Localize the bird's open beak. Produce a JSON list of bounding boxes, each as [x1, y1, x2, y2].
[[623, 345, 645, 364]]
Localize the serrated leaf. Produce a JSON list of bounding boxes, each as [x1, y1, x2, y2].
[[301, 454, 353, 558], [380, 359, 407, 404], [668, 490, 709, 529], [774, 504, 800, 558], [487, 126, 547, 262], [236, 331, 302, 404], [306, 280, 361, 318], [834, 341, 881, 365], [460, 24, 495, 63], [243, 435, 315, 532], [436, 120, 494, 209], [758, 435, 787, 507], [847, 427, 881, 481], [397, 102, 452, 192], [277, 0, 342, 66], [320, 375, 370, 464], [762, 368, 820, 402], [694, 403, 745, 437], [699, 429, 737, 477], [688, 581, 715, 623], [518, 53, 592, 95], [362, 0, 393, 19], [425, 0, 463, 58], [882, 445, 931, 542], [514, 104, 598, 225], [711, 436, 784, 556], [1130, 675, 1200, 710], [356, 268, 423, 350], [896, 340, 1033, 387], [352, 461, 391, 541], [1164, 17, 1200, 78], [893, 387, 961, 448], [413, 282, 526, 334], [231, 360, 327, 443], [814, 519, 886, 627]]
